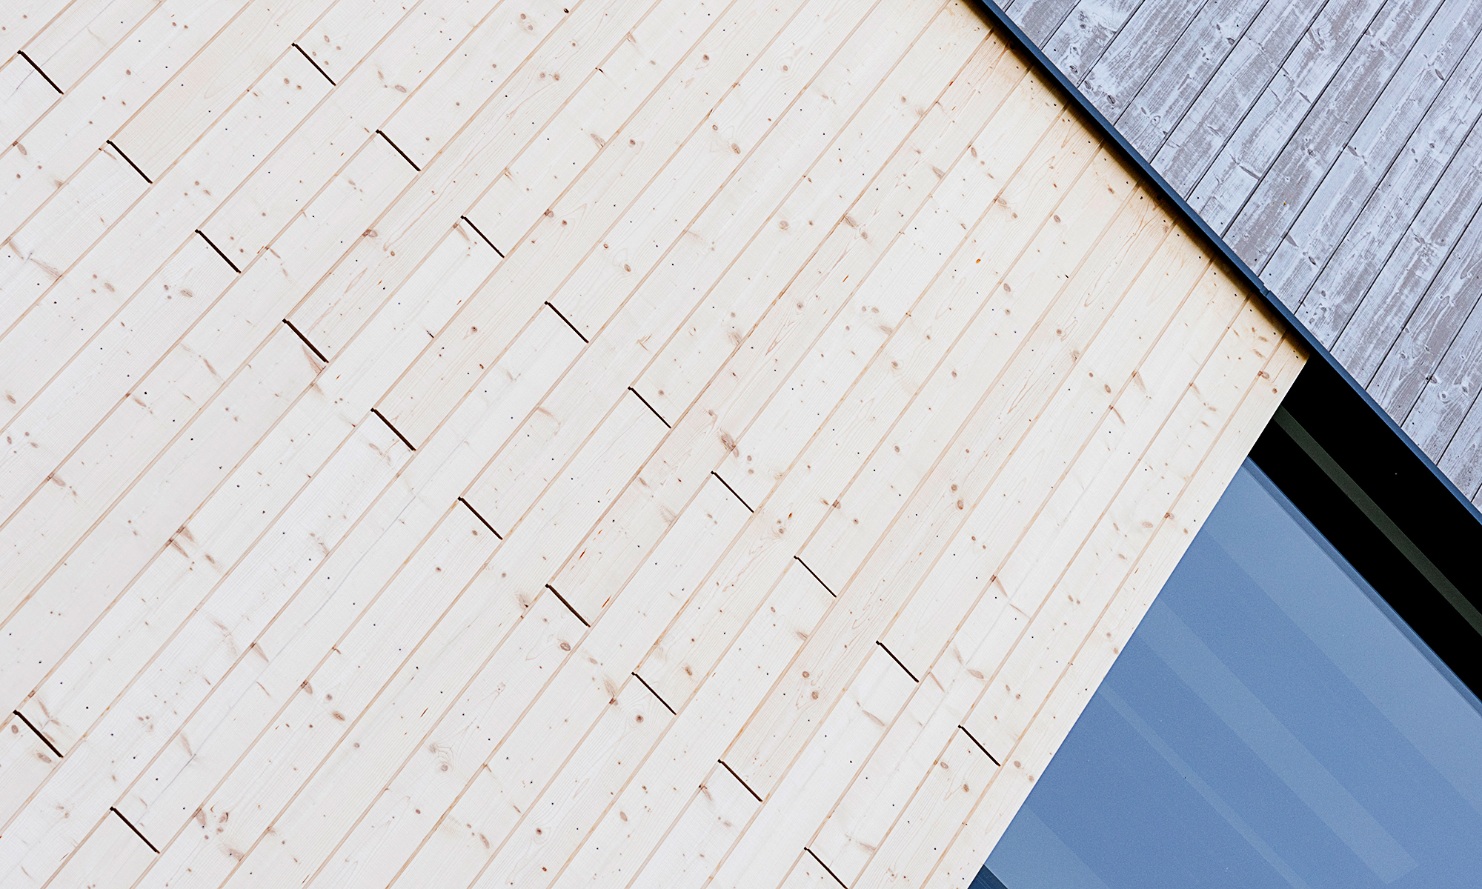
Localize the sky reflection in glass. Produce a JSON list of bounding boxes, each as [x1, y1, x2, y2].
[[977, 462, 1482, 889]]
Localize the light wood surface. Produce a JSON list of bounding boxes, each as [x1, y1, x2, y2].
[[0, 1, 1301, 885]]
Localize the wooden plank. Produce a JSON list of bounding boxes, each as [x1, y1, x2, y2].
[[465, 682, 673, 888], [1038, 0, 1140, 86], [631, 100, 1099, 712], [17, 415, 411, 755], [1297, 28, 1482, 349], [1226, 0, 1470, 270], [0, 51, 331, 451], [961, 301, 1288, 759], [622, 763, 761, 887], [0, 141, 413, 694], [100, 308, 580, 867], [199, 0, 499, 271], [705, 644, 916, 888], [878, 237, 1219, 677], [632, 30, 1021, 425], [1184, 0, 1399, 235], [302, 595, 582, 889], [548, 545, 835, 887], [379, 0, 868, 445], [0, 140, 147, 336], [1327, 126, 1482, 380], [1148, 0, 1327, 197], [0, 2, 66, 62], [719, 151, 1135, 799], [1368, 199, 1482, 433], [291, 0, 413, 84], [41, 808, 158, 889], [927, 336, 1305, 889], [781, 850, 853, 889], [287, 0, 669, 358], [131, 506, 503, 889], [0, 55, 59, 148], [1003, 0, 1079, 46], [18, 0, 158, 92], [379, 478, 749, 889], [1106, 0, 1269, 159], [0, 0, 255, 241], [852, 728, 997, 886], [457, 0, 969, 547], [807, 640, 985, 884], [112, 0, 338, 178], [0, 715, 60, 829]]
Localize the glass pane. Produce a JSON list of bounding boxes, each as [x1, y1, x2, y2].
[[978, 462, 1482, 889]]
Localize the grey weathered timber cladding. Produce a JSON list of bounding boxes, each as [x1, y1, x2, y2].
[[1002, 0, 1482, 504]]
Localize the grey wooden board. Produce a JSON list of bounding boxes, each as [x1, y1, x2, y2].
[[1003, 0, 1482, 504]]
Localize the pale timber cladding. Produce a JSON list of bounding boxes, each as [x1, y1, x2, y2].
[[1004, 0, 1482, 505], [0, 0, 1299, 886]]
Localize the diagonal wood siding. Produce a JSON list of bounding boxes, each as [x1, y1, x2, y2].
[[0, 1, 1299, 886], [1004, 0, 1482, 506]]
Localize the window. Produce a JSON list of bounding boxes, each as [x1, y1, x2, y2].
[[975, 421, 1482, 887]]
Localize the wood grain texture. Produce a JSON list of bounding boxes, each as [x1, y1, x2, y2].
[[1007, 0, 1482, 503], [0, 1, 1299, 885]]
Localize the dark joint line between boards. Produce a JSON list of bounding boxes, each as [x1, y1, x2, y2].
[[544, 583, 590, 627], [543, 301, 588, 343], [794, 555, 836, 597], [291, 42, 336, 86], [12, 710, 62, 758], [17, 50, 62, 94], [876, 640, 918, 683], [805, 848, 850, 888], [457, 497, 503, 539], [630, 671, 677, 715], [628, 387, 670, 428], [460, 215, 504, 257], [369, 408, 417, 451], [710, 471, 753, 513], [957, 723, 1001, 766], [281, 318, 329, 364], [195, 229, 240, 273], [718, 759, 764, 803], [376, 129, 421, 171], [108, 140, 152, 184], [110, 807, 160, 854]]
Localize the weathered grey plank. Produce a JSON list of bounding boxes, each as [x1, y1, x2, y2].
[[1145, 0, 1327, 195], [1001, 0, 1083, 44], [1041, 0, 1143, 85], [1298, 26, 1482, 351], [1439, 392, 1482, 501], [1007, 0, 1482, 504], [1292, 20, 1482, 346], [1110, 0, 1270, 158], [1228, 0, 1465, 270], [1380, 226, 1482, 451], [1185, 0, 1396, 235]]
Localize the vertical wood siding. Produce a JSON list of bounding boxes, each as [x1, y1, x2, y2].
[[1004, 0, 1482, 504], [0, 1, 1299, 885]]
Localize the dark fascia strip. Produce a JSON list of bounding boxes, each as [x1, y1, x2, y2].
[[966, 2, 1482, 581]]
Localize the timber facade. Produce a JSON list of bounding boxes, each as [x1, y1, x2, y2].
[[1, 0, 1320, 886]]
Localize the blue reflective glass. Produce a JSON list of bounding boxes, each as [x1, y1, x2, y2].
[[977, 461, 1482, 889]]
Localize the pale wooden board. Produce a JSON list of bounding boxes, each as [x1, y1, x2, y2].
[[0, 2, 1305, 887]]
